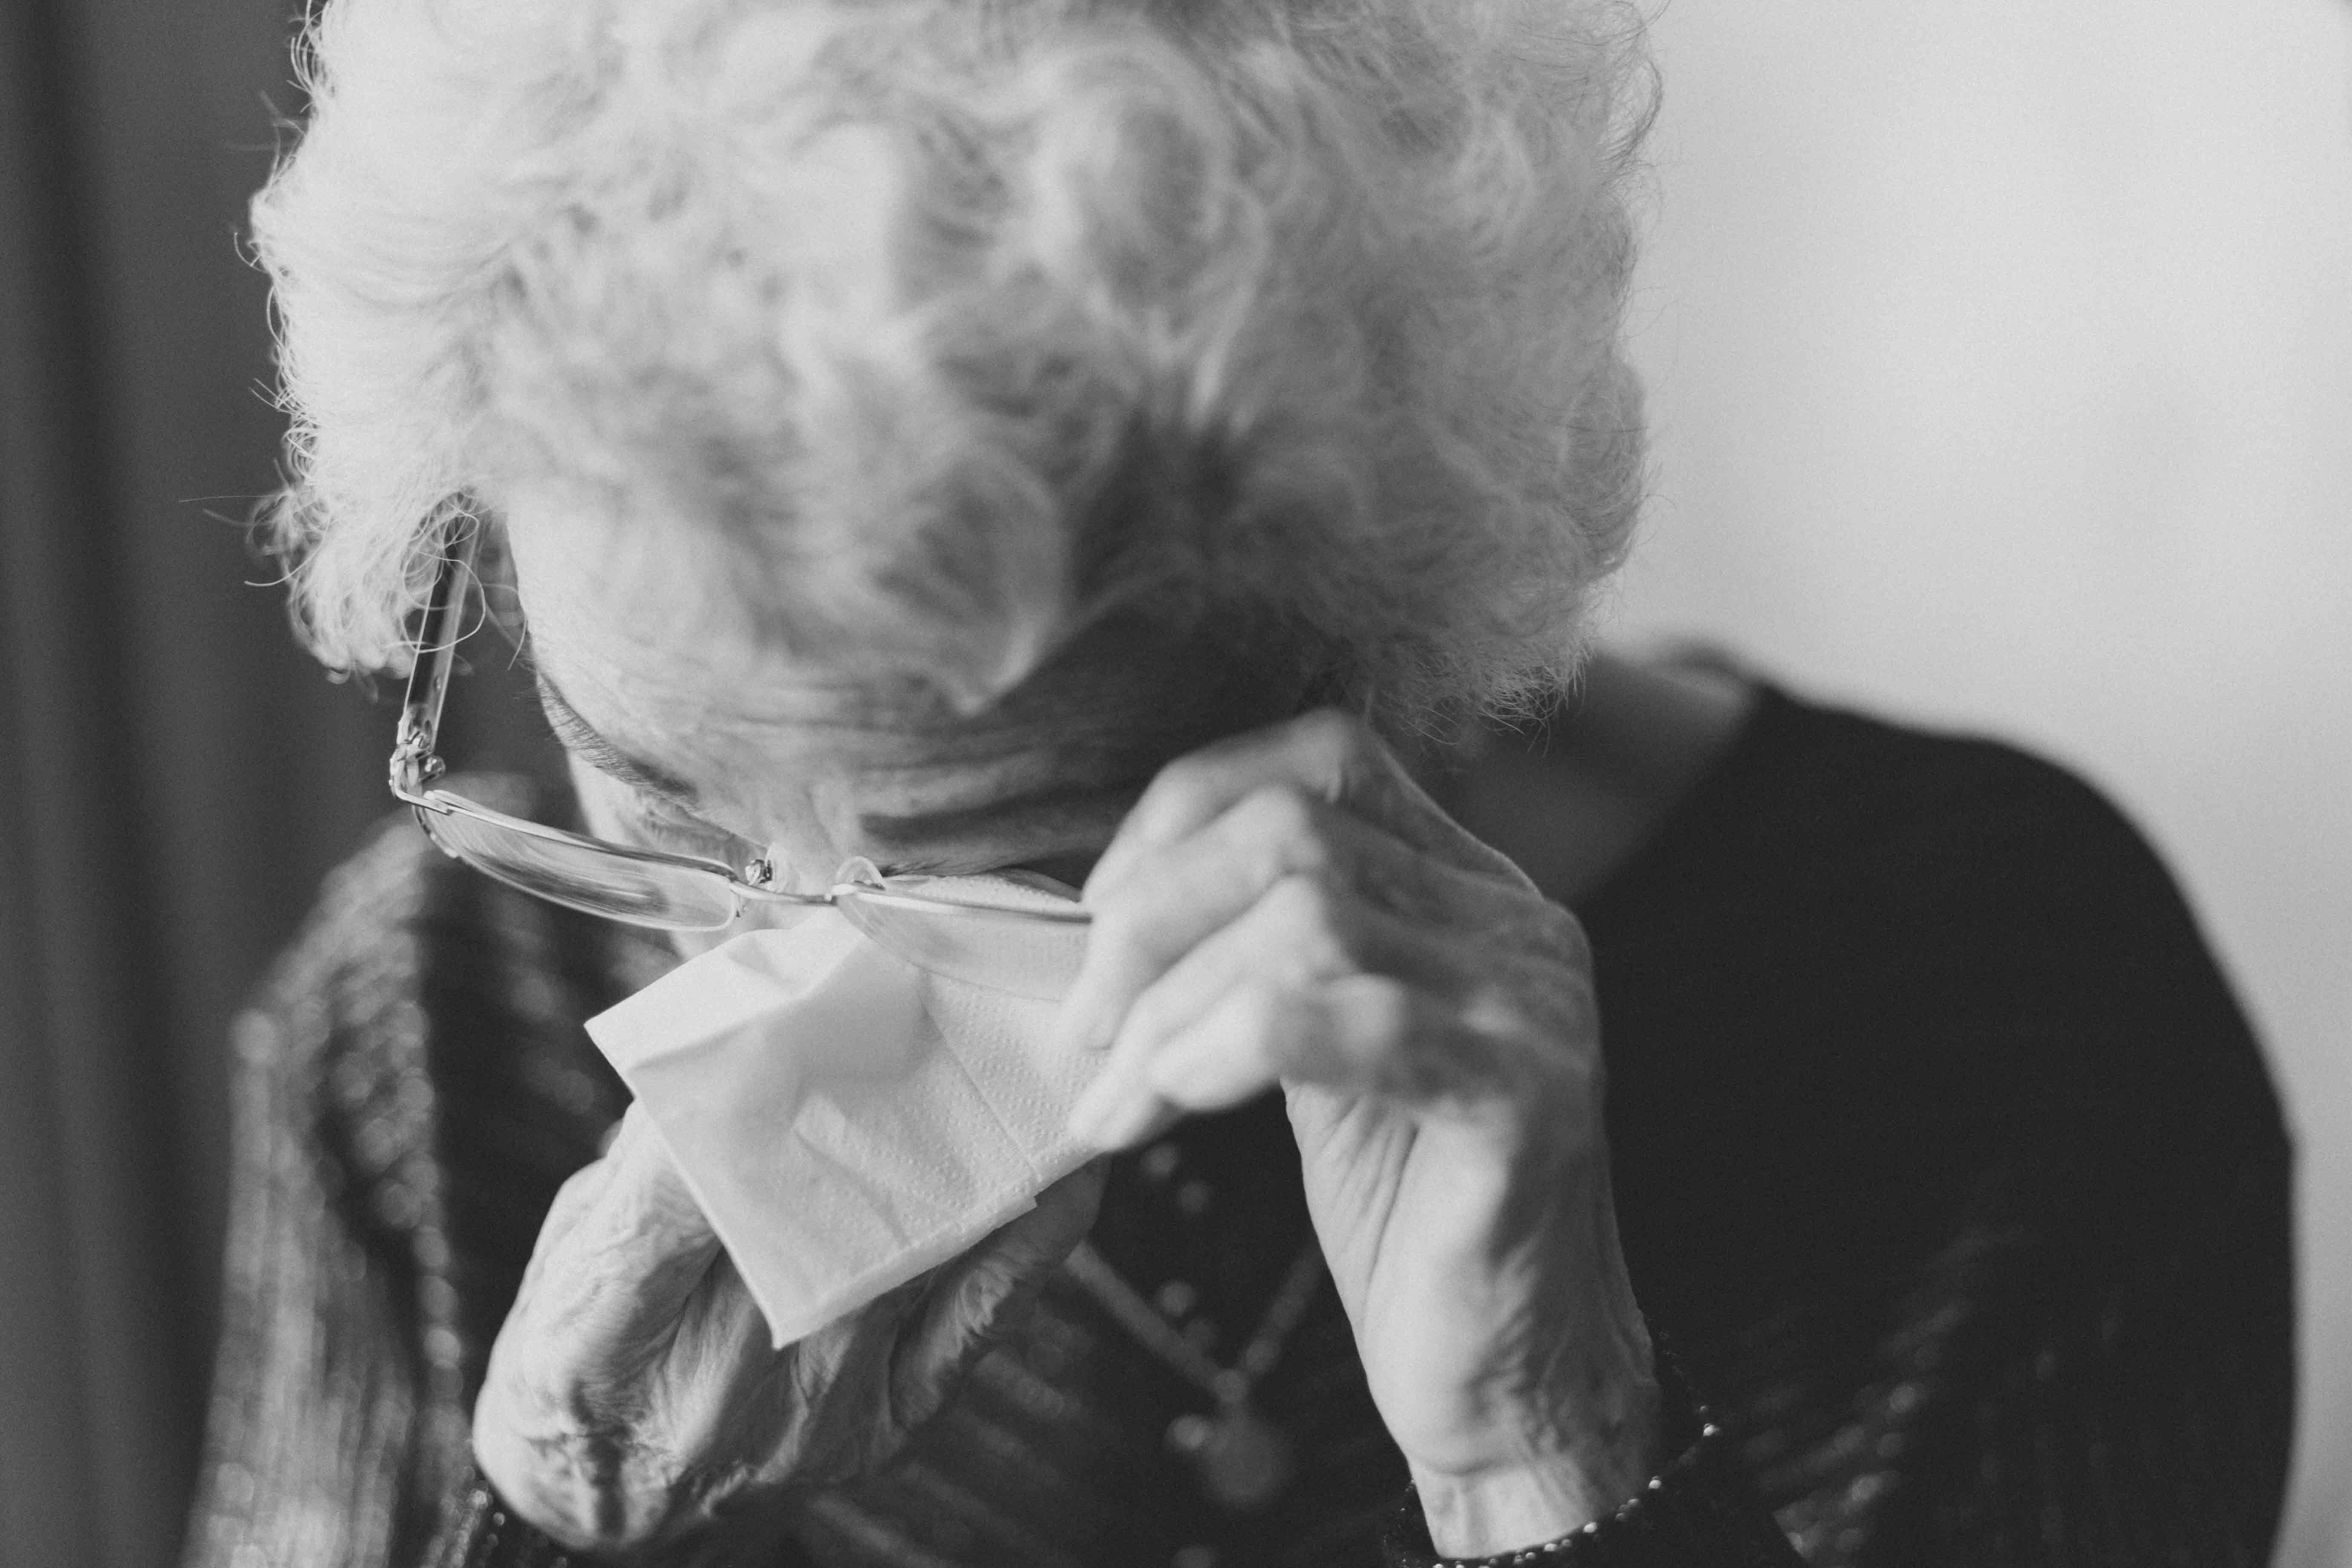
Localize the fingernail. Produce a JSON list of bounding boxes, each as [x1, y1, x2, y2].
[[1065, 1072, 1125, 1145], [1068, 1072, 1160, 1150], [1095, 1090, 1166, 1150], [1143, 1029, 1254, 1111], [1141, 1038, 1200, 1100]]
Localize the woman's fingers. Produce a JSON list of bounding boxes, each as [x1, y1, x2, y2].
[[1068, 875, 1423, 1140], [1058, 708, 1552, 1129], [507, 1104, 724, 1354], [479, 1136, 1107, 1545], [1070, 945, 1555, 1152], [1063, 786, 1402, 1050], [1128, 874, 1476, 1047], [893, 1162, 1107, 1418], [1139, 972, 1526, 1118], [478, 1105, 729, 1514], [1066, 858, 1599, 1149], [919, 1163, 1106, 1357], [1086, 709, 1525, 896], [1058, 780, 1520, 1056]]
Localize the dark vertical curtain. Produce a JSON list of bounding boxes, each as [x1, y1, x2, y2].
[[0, 3, 538, 1565]]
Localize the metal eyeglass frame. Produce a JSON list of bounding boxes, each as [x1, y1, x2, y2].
[[386, 522, 1091, 935]]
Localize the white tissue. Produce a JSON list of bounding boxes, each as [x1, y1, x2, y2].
[[582, 879, 1102, 1347]]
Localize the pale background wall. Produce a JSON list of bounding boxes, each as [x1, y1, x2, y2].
[[1605, 0, 2351, 1560]]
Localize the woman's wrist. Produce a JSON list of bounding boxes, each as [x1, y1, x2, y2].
[[1393, 1339, 1752, 1566], [1408, 1381, 1667, 1557], [1411, 1459, 1645, 1558]]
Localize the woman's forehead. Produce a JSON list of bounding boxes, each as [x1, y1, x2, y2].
[[523, 592, 1058, 808], [505, 514, 1281, 830], [527, 631, 1150, 885]]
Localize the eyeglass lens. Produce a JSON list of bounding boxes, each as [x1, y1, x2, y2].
[[420, 803, 741, 931], [422, 803, 1089, 994], [832, 891, 1085, 1001]]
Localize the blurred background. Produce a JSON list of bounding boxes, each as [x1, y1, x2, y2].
[[0, 0, 2344, 1565]]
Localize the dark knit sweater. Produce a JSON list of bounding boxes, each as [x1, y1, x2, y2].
[[181, 686, 2294, 1568]]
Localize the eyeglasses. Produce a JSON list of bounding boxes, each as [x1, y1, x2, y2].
[[388, 522, 1089, 998]]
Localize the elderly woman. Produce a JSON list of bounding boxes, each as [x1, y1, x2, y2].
[[184, 1, 2292, 1565]]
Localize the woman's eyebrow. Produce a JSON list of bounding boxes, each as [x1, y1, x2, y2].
[[533, 674, 702, 805]]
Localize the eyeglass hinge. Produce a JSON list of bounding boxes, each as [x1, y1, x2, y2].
[[390, 715, 447, 796]]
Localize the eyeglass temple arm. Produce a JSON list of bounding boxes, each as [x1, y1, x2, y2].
[[390, 520, 480, 799]]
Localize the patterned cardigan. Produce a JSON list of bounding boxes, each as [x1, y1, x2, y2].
[[181, 690, 2296, 1567]]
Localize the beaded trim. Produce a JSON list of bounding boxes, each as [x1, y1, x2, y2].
[[432, 1470, 579, 1568], [1402, 1412, 1727, 1566], [1382, 1339, 1735, 1568], [1389, 1407, 1727, 1568]]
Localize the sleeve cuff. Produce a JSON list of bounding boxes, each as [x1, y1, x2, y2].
[[1379, 1351, 1802, 1568]]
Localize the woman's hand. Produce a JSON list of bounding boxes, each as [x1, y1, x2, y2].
[[1059, 710, 1661, 1557], [472, 1107, 1104, 1554]]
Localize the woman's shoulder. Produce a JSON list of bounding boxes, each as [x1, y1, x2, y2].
[[1590, 670, 2279, 1165], [1659, 679, 2226, 977], [250, 774, 660, 1047], [1594, 669, 2199, 939], [1480, 650, 2218, 979], [240, 777, 646, 1288], [1588, 677, 2294, 1567]]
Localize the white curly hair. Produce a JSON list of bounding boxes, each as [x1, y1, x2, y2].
[[253, 0, 1655, 734]]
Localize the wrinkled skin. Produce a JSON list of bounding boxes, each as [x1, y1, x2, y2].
[[473, 1119, 1105, 1551], [473, 707, 1660, 1558], [1057, 710, 1661, 1551]]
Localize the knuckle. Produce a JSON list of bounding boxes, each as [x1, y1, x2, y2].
[[1460, 984, 1531, 1043], [1132, 750, 1221, 831], [475, 1404, 679, 1554], [1535, 901, 1592, 964], [1235, 784, 1331, 878], [1265, 868, 1335, 925], [1117, 978, 1184, 1051], [1286, 709, 1371, 790], [1229, 982, 1297, 1061], [552, 1158, 608, 1210], [1348, 975, 1417, 1053], [1262, 873, 1352, 974], [472, 1297, 713, 1555], [535, 1160, 613, 1248], [1290, 707, 1365, 762]]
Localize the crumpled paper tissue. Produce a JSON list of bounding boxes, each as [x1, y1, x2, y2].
[[583, 876, 1101, 1346]]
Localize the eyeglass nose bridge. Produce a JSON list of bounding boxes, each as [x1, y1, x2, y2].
[[733, 849, 891, 904]]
